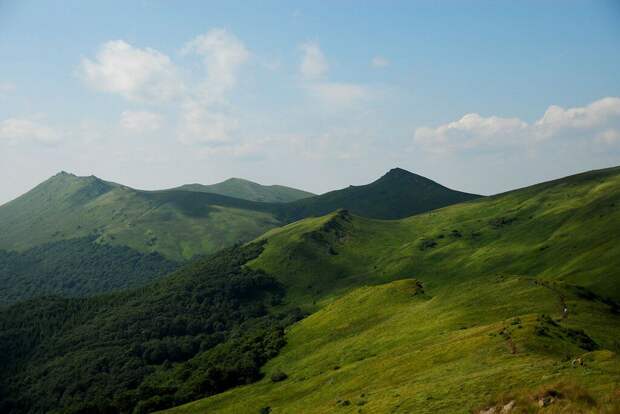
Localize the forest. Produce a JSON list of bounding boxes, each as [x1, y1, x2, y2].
[[0, 236, 178, 305], [0, 242, 304, 413]]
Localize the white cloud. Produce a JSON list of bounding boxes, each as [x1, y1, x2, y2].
[[414, 97, 620, 153], [182, 29, 250, 102], [299, 42, 328, 79], [120, 110, 163, 133], [415, 113, 527, 153], [371, 56, 389, 68], [78, 40, 183, 103], [305, 82, 370, 108], [0, 118, 59, 145], [177, 101, 238, 145], [534, 97, 620, 139], [297, 41, 370, 108]]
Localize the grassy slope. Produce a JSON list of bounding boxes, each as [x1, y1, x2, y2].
[[164, 166, 620, 413], [176, 178, 315, 203], [252, 166, 620, 305], [0, 173, 282, 261]]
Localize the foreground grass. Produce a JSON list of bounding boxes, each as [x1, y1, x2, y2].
[[163, 277, 620, 413]]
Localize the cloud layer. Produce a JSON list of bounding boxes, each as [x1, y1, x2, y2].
[[414, 97, 620, 154]]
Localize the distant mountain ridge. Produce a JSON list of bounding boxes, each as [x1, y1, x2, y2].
[[0, 168, 481, 261], [173, 177, 315, 203]]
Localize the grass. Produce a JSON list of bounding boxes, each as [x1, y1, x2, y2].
[[162, 278, 620, 413], [161, 166, 620, 413]]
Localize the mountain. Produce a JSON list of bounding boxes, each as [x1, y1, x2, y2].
[[160, 166, 620, 413], [0, 172, 282, 261], [280, 167, 480, 221], [174, 178, 315, 203], [0, 169, 478, 262], [0, 167, 619, 413]]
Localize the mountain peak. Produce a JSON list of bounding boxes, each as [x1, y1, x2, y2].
[[376, 167, 432, 185], [384, 167, 414, 177], [54, 170, 77, 178]]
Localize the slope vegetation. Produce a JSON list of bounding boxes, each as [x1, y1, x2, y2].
[[165, 279, 620, 414], [163, 166, 620, 413], [0, 243, 303, 414], [0, 236, 178, 305]]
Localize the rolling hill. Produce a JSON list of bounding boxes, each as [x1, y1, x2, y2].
[[0, 172, 282, 261], [173, 178, 315, 203], [0, 169, 479, 261], [161, 166, 620, 413]]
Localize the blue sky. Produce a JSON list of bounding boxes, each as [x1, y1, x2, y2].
[[1, 0, 620, 203]]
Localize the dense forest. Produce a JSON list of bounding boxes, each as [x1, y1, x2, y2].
[[0, 236, 178, 306], [0, 242, 304, 413]]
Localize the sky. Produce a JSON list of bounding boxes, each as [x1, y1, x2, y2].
[[1, 0, 620, 204]]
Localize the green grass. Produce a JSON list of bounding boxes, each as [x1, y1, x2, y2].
[[162, 166, 620, 413], [163, 277, 620, 413]]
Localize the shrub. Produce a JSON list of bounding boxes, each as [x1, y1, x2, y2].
[[270, 371, 288, 382]]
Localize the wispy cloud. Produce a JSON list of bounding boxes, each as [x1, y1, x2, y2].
[[371, 56, 389, 68], [305, 82, 370, 108], [298, 41, 370, 109], [0, 82, 16, 94], [299, 42, 328, 79], [120, 110, 163, 134], [182, 29, 250, 102], [0, 117, 59, 145]]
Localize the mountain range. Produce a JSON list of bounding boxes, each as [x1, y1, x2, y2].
[[171, 178, 315, 203], [0, 168, 479, 262], [0, 166, 618, 413]]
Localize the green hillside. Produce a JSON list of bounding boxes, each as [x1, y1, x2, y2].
[[281, 167, 480, 221], [162, 166, 620, 413], [0, 172, 282, 261], [165, 280, 620, 414], [174, 178, 315, 203]]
